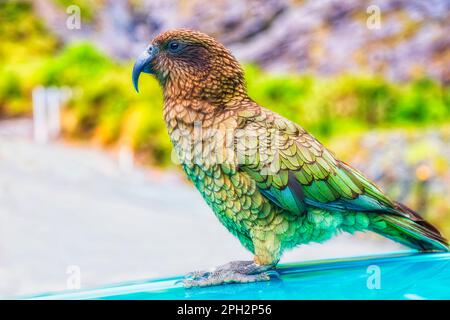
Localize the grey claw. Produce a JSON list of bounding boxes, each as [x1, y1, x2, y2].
[[185, 270, 210, 280], [182, 270, 273, 288], [182, 279, 195, 288], [265, 269, 281, 280], [182, 261, 278, 288]]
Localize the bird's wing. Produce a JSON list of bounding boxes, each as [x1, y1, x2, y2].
[[236, 107, 408, 217]]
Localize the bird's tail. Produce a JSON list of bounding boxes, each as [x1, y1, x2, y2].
[[370, 202, 449, 252]]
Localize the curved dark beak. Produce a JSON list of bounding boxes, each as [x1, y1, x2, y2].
[[132, 47, 155, 93]]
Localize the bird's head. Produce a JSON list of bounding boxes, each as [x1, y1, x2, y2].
[[132, 29, 247, 103]]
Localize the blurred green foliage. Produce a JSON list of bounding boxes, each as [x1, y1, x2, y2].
[[2, 36, 449, 159], [246, 65, 450, 137], [3, 40, 449, 166], [2, 1, 449, 166], [53, 0, 99, 22], [0, 1, 58, 117]]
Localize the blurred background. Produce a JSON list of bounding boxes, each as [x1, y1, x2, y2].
[[0, 0, 449, 296]]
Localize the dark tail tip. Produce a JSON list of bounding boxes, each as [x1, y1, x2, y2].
[[393, 201, 449, 251]]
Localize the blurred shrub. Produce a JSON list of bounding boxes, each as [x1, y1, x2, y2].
[[2, 42, 449, 165], [31, 47, 447, 166], [1, 1, 448, 164], [30, 42, 171, 165], [0, 1, 58, 117], [246, 65, 450, 137], [1, 9, 449, 163], [2, 41, 450, 164], [53, 0, 99, 22], [0, 1, 58, 62]]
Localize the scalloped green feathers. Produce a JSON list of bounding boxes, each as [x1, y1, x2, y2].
[[238, 108, 395, 214], [235, 107, 448, 253], [169, 105, 448, 265]]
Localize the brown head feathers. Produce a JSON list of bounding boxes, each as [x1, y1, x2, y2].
[[149, 29, 247, 104]]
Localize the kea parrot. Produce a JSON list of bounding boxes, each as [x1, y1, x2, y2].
[[132, 29, 448, 287]]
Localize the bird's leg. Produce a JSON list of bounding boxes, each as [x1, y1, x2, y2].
[[183, 260, 278, 288]]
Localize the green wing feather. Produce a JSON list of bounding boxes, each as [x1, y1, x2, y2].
[[237, 106, 448, 251], [237, 107, 396, 216]]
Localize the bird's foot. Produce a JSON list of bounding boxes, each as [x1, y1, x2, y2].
[[182, 260, 279, 288]]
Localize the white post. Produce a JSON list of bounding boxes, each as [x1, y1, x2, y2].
[[118, 144, 135, 172], [32, 86, 48, 144], [47, 87, 61, 139], [32, 86, 69, 143]]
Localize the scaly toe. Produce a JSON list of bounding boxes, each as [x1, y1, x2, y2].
[[175, 270, 210, 285], [265, 269, 280, 280], [182, 269, 273, 288], [185, 270, 211, 280], [182, 271, 223, 288]]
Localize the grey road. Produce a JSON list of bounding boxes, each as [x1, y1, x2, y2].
[[0, 119, 400, 297]]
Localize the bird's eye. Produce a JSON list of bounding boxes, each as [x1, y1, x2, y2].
[[167, 40, 183, 53]]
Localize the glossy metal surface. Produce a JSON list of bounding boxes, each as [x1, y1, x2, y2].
[[24, 251, 450, 300]]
